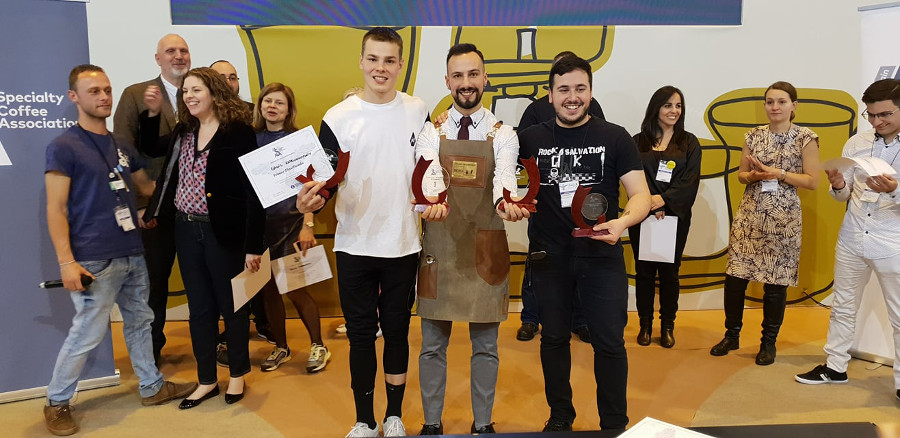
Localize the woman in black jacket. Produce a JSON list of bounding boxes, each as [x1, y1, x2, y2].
[[629, 86, 702, 348], [139, 67, 264, 408]]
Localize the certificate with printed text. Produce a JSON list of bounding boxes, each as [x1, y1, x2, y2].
[[238, 125, 334, 208]]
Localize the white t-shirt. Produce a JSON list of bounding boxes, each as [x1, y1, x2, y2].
[[319, 92, 428, 257]]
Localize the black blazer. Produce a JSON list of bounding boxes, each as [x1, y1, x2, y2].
[[137, 112, 266, 255]]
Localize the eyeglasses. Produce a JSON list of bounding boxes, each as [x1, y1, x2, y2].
[[862, 108, 900, 120], [222, 74, 239, 82]]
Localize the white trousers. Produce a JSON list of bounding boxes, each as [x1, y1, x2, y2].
[[824, 243, 900, 389]]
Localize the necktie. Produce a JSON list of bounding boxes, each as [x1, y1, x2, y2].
[[458, 116, 472, 140]]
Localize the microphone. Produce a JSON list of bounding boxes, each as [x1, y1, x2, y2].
[[39, 275, 94, 289]]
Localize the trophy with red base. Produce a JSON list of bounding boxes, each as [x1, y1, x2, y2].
[[571, 185, 610, 237], [294, 148, 350, 198], [412, 156, 450, 213], [498, 156, 539, 212]]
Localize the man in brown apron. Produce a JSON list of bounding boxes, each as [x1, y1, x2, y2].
[[414, 43, 529, 435]]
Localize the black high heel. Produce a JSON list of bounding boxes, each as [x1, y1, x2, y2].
[[178, 385, 219, 410]]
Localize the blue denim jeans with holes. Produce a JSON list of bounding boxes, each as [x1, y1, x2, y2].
[[46, 255, 163, 404]]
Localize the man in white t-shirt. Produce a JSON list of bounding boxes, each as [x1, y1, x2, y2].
[[296, 27, 428, 438]]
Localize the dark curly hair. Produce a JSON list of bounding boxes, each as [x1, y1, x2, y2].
[[176, 67, 251, 129]]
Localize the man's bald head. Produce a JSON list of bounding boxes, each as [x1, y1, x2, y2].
[[155, 34, 191, 84]]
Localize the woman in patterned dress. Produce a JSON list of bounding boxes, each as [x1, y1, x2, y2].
[[709, 81, 820, 365]]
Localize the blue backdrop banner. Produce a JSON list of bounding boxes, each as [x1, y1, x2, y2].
[[0, 0, 116, 399], [171, 0, 742, 26]]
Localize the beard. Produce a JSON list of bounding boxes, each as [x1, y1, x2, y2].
[[453, 87, 482, 110], [555, 101, 589, 127]]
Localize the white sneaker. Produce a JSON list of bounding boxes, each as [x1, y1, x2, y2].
[[345, 422, 379, 437], [382, 416, 406, 437], [306, 344, 331, 373]]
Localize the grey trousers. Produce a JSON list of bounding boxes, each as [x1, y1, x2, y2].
[[418, 318, 500, 428]]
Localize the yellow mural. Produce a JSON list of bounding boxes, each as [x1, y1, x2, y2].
[[159, 26, 859, 317], [623, 88, 857, 306]]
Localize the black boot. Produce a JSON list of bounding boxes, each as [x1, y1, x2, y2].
[[710, 337, 740, 356], [637, 318, 652, 346], [760, 284, 787, 346], [755, 342, 776, 365], [659, 320, 675, 348]]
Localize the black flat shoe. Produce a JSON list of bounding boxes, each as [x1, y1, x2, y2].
[[178, 385, 219, 410], [225, 387, 245, 404]]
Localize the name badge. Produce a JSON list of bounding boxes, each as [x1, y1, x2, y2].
[[114, 205, 136, 231], [760, 179, 779, 193], [860, 188, 879, 203], [109, 179, 126, 191], [656, 160, 674, 183], [559, 180, 578, 208]]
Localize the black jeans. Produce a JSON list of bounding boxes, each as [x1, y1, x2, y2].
[[175, 219, 250, 384], [531, 252, 629, 430], [521, 259, 589, 329], [141, 216, 176, 357], [335, 251, 418, 393]]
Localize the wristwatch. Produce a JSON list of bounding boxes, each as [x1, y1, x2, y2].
[[304, 220, 315, 228], [778, 169, 786, 181]]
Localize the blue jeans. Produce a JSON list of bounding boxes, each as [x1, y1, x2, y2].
[[531, 252, 629, 430], [47, 255, 163, 404]]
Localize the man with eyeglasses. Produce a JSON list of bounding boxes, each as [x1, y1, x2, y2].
[[113, 33, 191, 366], [210, 60, 254, 112], [796, 79, 900, 404]]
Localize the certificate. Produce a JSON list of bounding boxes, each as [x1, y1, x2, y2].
[[238, 125, 335, 208], [271, 244, 333, 293], [619, 417, 714, 437], [231, 249, 272, 312], [822, 156, 898, 177], [638, 215, 678, 263]]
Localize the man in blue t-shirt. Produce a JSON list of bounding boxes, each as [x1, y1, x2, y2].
[[517, 56, 650, 433], [42, 65, 196, 436]]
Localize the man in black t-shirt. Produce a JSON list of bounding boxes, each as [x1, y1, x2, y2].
[[517, 56, 650, 432], [515, 51, 604, 343]]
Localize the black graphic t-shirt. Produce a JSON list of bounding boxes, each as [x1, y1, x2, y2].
[[518, 117, 641, 257]]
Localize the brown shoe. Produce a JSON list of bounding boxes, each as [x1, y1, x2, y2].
[[44, 404, 78, 436], [141, 381, 198, 406]]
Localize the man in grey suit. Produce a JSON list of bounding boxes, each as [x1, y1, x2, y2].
[[113, 33, 190, 364]]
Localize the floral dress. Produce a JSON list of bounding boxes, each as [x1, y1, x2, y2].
[[725, 125, 818, 286]]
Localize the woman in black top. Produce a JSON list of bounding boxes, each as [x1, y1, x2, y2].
[[629, 86, 702, 348], [139, 67, 264, 407]]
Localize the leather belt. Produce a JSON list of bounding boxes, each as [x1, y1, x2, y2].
[[175, 212, 210, 222]]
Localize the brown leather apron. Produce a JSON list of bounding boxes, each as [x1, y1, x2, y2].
[[416, 123, 510, 323]]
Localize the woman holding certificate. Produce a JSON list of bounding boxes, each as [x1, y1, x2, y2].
[[139, 67, 265, 408], [710, 81, 820, 365], [252, 83, 330, 374], [628, 86, 702, 348]]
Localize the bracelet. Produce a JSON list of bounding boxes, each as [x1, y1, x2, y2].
[[59, 260, 76, 266]]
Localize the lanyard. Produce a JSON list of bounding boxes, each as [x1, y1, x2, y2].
[[77, 124, 130, 194]]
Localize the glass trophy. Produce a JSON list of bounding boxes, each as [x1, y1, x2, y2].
[[294, 147, 349, 198], [499, 156, 539, 212], [571, 185, 610, 237], [412, 157, 450, 213]]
